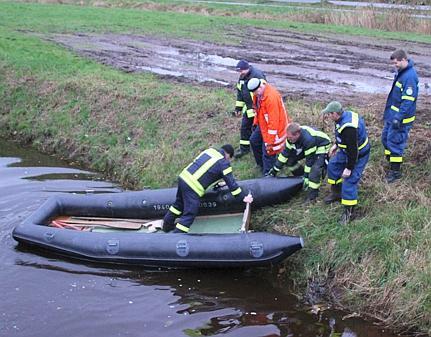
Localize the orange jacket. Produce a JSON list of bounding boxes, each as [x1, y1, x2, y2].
[[253, 84, 291, 155]]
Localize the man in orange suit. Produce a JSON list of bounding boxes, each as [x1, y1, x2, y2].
[[247, 78, 291, 175]]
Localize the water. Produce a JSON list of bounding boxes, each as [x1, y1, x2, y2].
[[0, 138, 398, 337]]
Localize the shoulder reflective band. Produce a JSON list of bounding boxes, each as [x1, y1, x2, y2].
[[338, 112, 359, 133], [302, 126, 330, 141], [180, 149, 224, 196], [391, 105, 400, 112], [395, 81, 403, 89]]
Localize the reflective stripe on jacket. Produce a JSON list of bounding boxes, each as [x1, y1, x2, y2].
[[335, 111, 369, 157], [236, 65, 266, 117], [384, 59, 419, 125], [275, 126, 331, 173], [179, 148, 242, 197]]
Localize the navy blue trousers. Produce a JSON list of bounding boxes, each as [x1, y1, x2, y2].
[[239, 114, 254, 151], [250, 126, 276, 175], [381, 121, 412, 164], [327, 150, 369, 206], [163, 179, 200, 233]]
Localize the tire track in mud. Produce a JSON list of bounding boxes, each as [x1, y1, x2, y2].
[[47, 29, 431, 107]]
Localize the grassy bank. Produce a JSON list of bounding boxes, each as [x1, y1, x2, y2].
[[2, 1, 431, 43], [0, 2, 430, 335], [10, 0, 431, 37]]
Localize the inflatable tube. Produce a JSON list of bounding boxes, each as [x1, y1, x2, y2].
[[13, 177, 304, 268]]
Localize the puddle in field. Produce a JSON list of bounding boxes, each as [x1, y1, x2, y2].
[[46, 29, 431, 105]]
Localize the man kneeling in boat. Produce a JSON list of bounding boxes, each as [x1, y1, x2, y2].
[[163, 144, 253, 233]]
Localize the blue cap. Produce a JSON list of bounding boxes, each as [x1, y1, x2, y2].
[[236, 60, 250, 71]]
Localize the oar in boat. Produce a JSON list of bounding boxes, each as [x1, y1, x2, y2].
[[52, 217, 143, 229], [70, 216, 151, 224], [241, 193, 252, 232]]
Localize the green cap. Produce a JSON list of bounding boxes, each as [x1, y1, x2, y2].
[[321, 101, 343, 114]]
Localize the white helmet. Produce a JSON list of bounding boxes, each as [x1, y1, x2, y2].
[[247, 78, 262, 92]]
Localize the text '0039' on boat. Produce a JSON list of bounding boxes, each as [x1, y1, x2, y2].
[[12, 177, 304, 268]]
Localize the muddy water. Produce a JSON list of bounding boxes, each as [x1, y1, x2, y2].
[[0, 138, 400, 337], [48, 30, 431, 104]]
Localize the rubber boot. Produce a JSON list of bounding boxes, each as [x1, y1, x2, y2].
[[162, 212, 176, 232], [234, 147, 250, 159], [304, 188, 319, 203], [324, 184, 341, 204], [339, 206, 355, 225], [162, 220, 175, 233], [386, 170, 402, 183], [386, 163, 402, 183]]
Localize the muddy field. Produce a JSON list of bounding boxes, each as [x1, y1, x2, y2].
[[48, 27, 431, 107]]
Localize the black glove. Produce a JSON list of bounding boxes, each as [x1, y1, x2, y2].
[[392, 119, 400, 129]]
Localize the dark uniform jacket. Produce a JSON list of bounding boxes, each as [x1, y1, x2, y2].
[[236, 65, 266, 118], [179, 148, 242, 198], [335, 111, 370, 170], [274, 126, 330, 177], [384, 59, 419, 125]]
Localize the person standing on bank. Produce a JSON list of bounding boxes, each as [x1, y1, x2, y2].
[[382, 49, 419, 183], [163, 145, 253, 234], [233, 60, 267, 159], [322, 101, 370, 224], [247, 78, 290, 176], [268, 122, 331, 203]]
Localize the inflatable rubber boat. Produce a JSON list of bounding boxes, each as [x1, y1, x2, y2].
[[13, 177, 304, 268]]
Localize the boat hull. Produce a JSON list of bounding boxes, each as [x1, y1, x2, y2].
[[13, 177, 304, 267]]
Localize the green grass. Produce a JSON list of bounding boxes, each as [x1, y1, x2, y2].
[[1, 2, 430, 43], [0, 2, 430, 335]]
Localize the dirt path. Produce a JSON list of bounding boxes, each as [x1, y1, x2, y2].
[[47, 28, 431, 107]]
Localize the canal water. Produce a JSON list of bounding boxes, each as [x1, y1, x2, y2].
[[0, 138, 397, 337]]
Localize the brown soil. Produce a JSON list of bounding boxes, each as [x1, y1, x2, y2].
[[46, 27, 431, 111]]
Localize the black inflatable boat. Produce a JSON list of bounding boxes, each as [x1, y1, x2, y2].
[[13, 177, 304, 268]]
